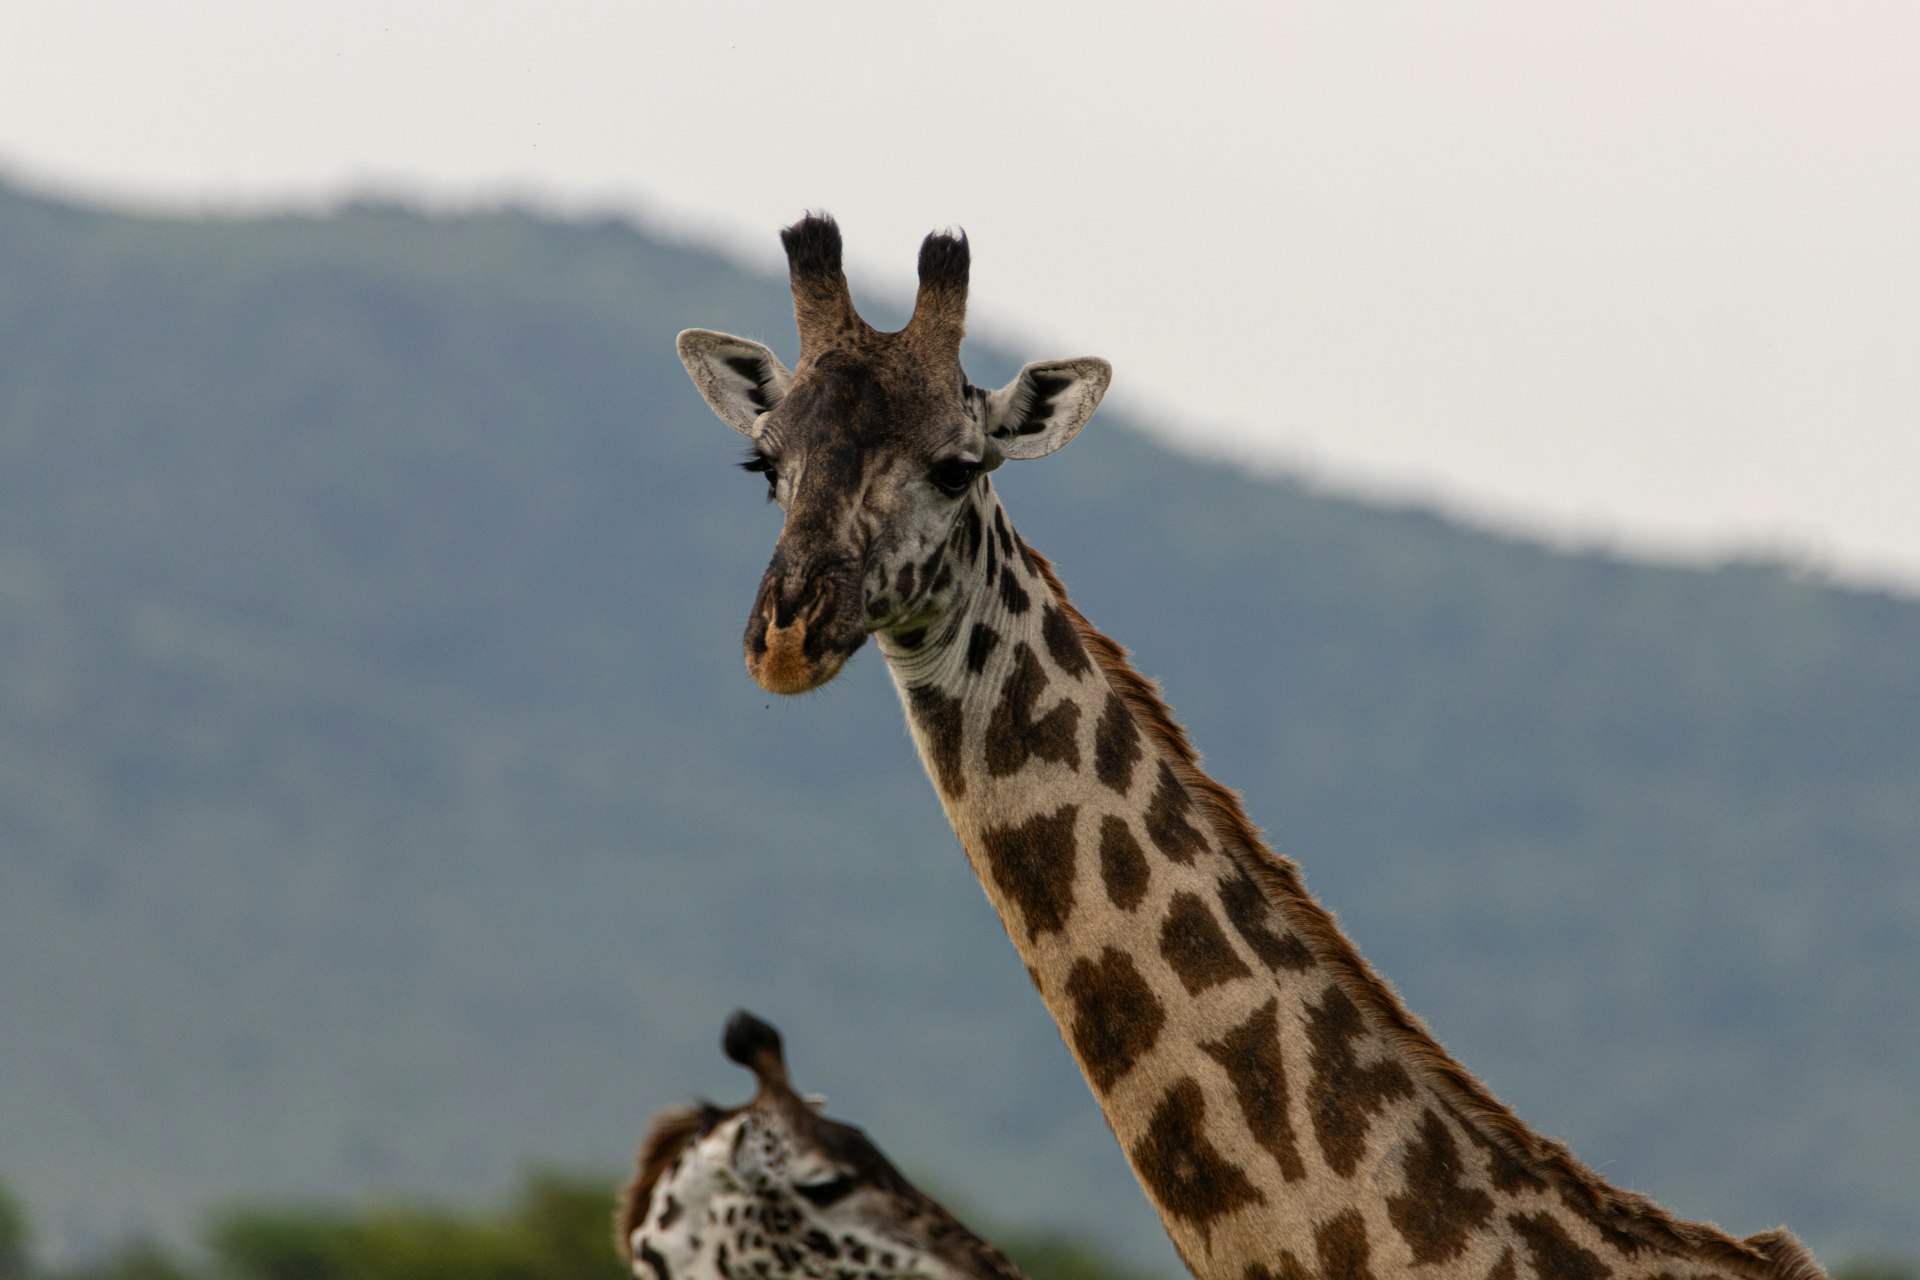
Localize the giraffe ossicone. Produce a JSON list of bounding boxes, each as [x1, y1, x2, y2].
[[675, 214, 1827, 1280], [620, 1009, 1027, 1280]]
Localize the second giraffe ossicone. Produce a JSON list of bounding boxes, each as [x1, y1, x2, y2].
[[619, 1010, 1027, 1280], [672, 214, 1826, 1280]]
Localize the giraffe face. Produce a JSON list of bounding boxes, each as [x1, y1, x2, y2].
[[676, 215, 1111, 695], [737, 338, 990, 694], [622, 1013, 1023, 1280], [630, 1104, 921, 1280]]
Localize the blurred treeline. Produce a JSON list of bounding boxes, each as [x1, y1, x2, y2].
[[0, 1174, 1160, 1280], [0, 1175, 1909, 1280]]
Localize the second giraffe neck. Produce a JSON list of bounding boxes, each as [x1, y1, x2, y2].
[[875, 491, 1805, 1280]]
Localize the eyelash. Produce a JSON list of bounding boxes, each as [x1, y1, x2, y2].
[[739, 452, 778, 501]]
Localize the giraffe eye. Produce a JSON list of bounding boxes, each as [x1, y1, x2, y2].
[[793, 1174, 856, 1208], [740, 452, 779, 500], [928, 458, 981, 498]]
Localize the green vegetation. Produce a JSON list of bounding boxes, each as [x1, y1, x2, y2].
[[0, 1171, 1909, 1280], [197, 1172, 622, 1280], [0, 178, 1916, 1264], [993, 1228, 1161, 1280], [0, 1174, 1150, 1280], [1839, 1265, 1920, 1280], [1, 1182, 31, 1280]]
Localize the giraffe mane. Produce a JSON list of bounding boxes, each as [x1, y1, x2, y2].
[[615, 1101, 735, 1267], [1022, 543, 1823, 1280]]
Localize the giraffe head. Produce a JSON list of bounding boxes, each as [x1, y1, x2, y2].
[[677, 214, 1111, 694], [618, 1010, 1027, 1280]]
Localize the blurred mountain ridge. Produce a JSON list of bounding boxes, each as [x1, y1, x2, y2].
[[0, 179, 1914, 1265]]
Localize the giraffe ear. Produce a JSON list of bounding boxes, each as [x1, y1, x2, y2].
[[677, 329, 795, 436], [984, 358, 1112, 459]]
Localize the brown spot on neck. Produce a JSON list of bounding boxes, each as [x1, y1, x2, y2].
[[1509, 1212, 1615, 1280], [1310, 1212, 1376, 1280], [1093, 690, 1143, 795], [1385, 1109, 1495, 1264], [1040, 604, 1092, 677], [1143, 760, 1208, 862], [997, 566, 1031, 614], [1159, 892, 1255, 995], [978, 804, 1080, 941], [1247, 1210, 1378, 1280], [1562, 1187, 1650, 1260], [1065, 947, 1166, 1092], [1450, 1104, 1547, 1194], [1303, 984, 1415, 1178], [1218, 868, 1313, 971], [1130, 1077, 1264, 1239], [985, 642, 1082, 777], [1097, 816, 1150, 911], [907, 684, 967, 799], [966, 622, 1001, 674], [1200, 998, 1306, 1182]]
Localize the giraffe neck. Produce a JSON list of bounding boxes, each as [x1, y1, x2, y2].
[[876, 488, 1819, 1280]]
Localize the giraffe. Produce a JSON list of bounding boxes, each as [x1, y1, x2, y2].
[[672, 214, 1826, 1280], [619, 1009, 1027, 1280]]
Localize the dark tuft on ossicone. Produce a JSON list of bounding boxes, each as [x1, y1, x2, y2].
[[781, 213, 844, 279], [917, 230, 970, 291], [723, 1008, 786, 1072]]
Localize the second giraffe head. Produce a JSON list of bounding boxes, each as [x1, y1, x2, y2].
[[619, 1010, 1025, 1280]]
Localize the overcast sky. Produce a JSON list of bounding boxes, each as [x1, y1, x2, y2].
[[5, 1, 1916, 585]]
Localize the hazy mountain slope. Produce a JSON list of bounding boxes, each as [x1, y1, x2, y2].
[[0, 181, 1913, 1263]]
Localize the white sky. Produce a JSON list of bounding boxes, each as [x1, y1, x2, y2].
[[5, 1, 1917, 585]]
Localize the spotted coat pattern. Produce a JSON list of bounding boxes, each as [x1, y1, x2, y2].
[[873, 487, 1820, 1280], [683, 215, 1826, 1280]]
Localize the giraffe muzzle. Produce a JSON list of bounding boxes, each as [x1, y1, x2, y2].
[[744, 560, 868, 695]]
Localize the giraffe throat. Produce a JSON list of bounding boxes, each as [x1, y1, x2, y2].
[[877, 489, 1816, 1280]]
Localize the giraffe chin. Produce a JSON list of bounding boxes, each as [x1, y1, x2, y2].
[[746, 621, 857, 695]]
